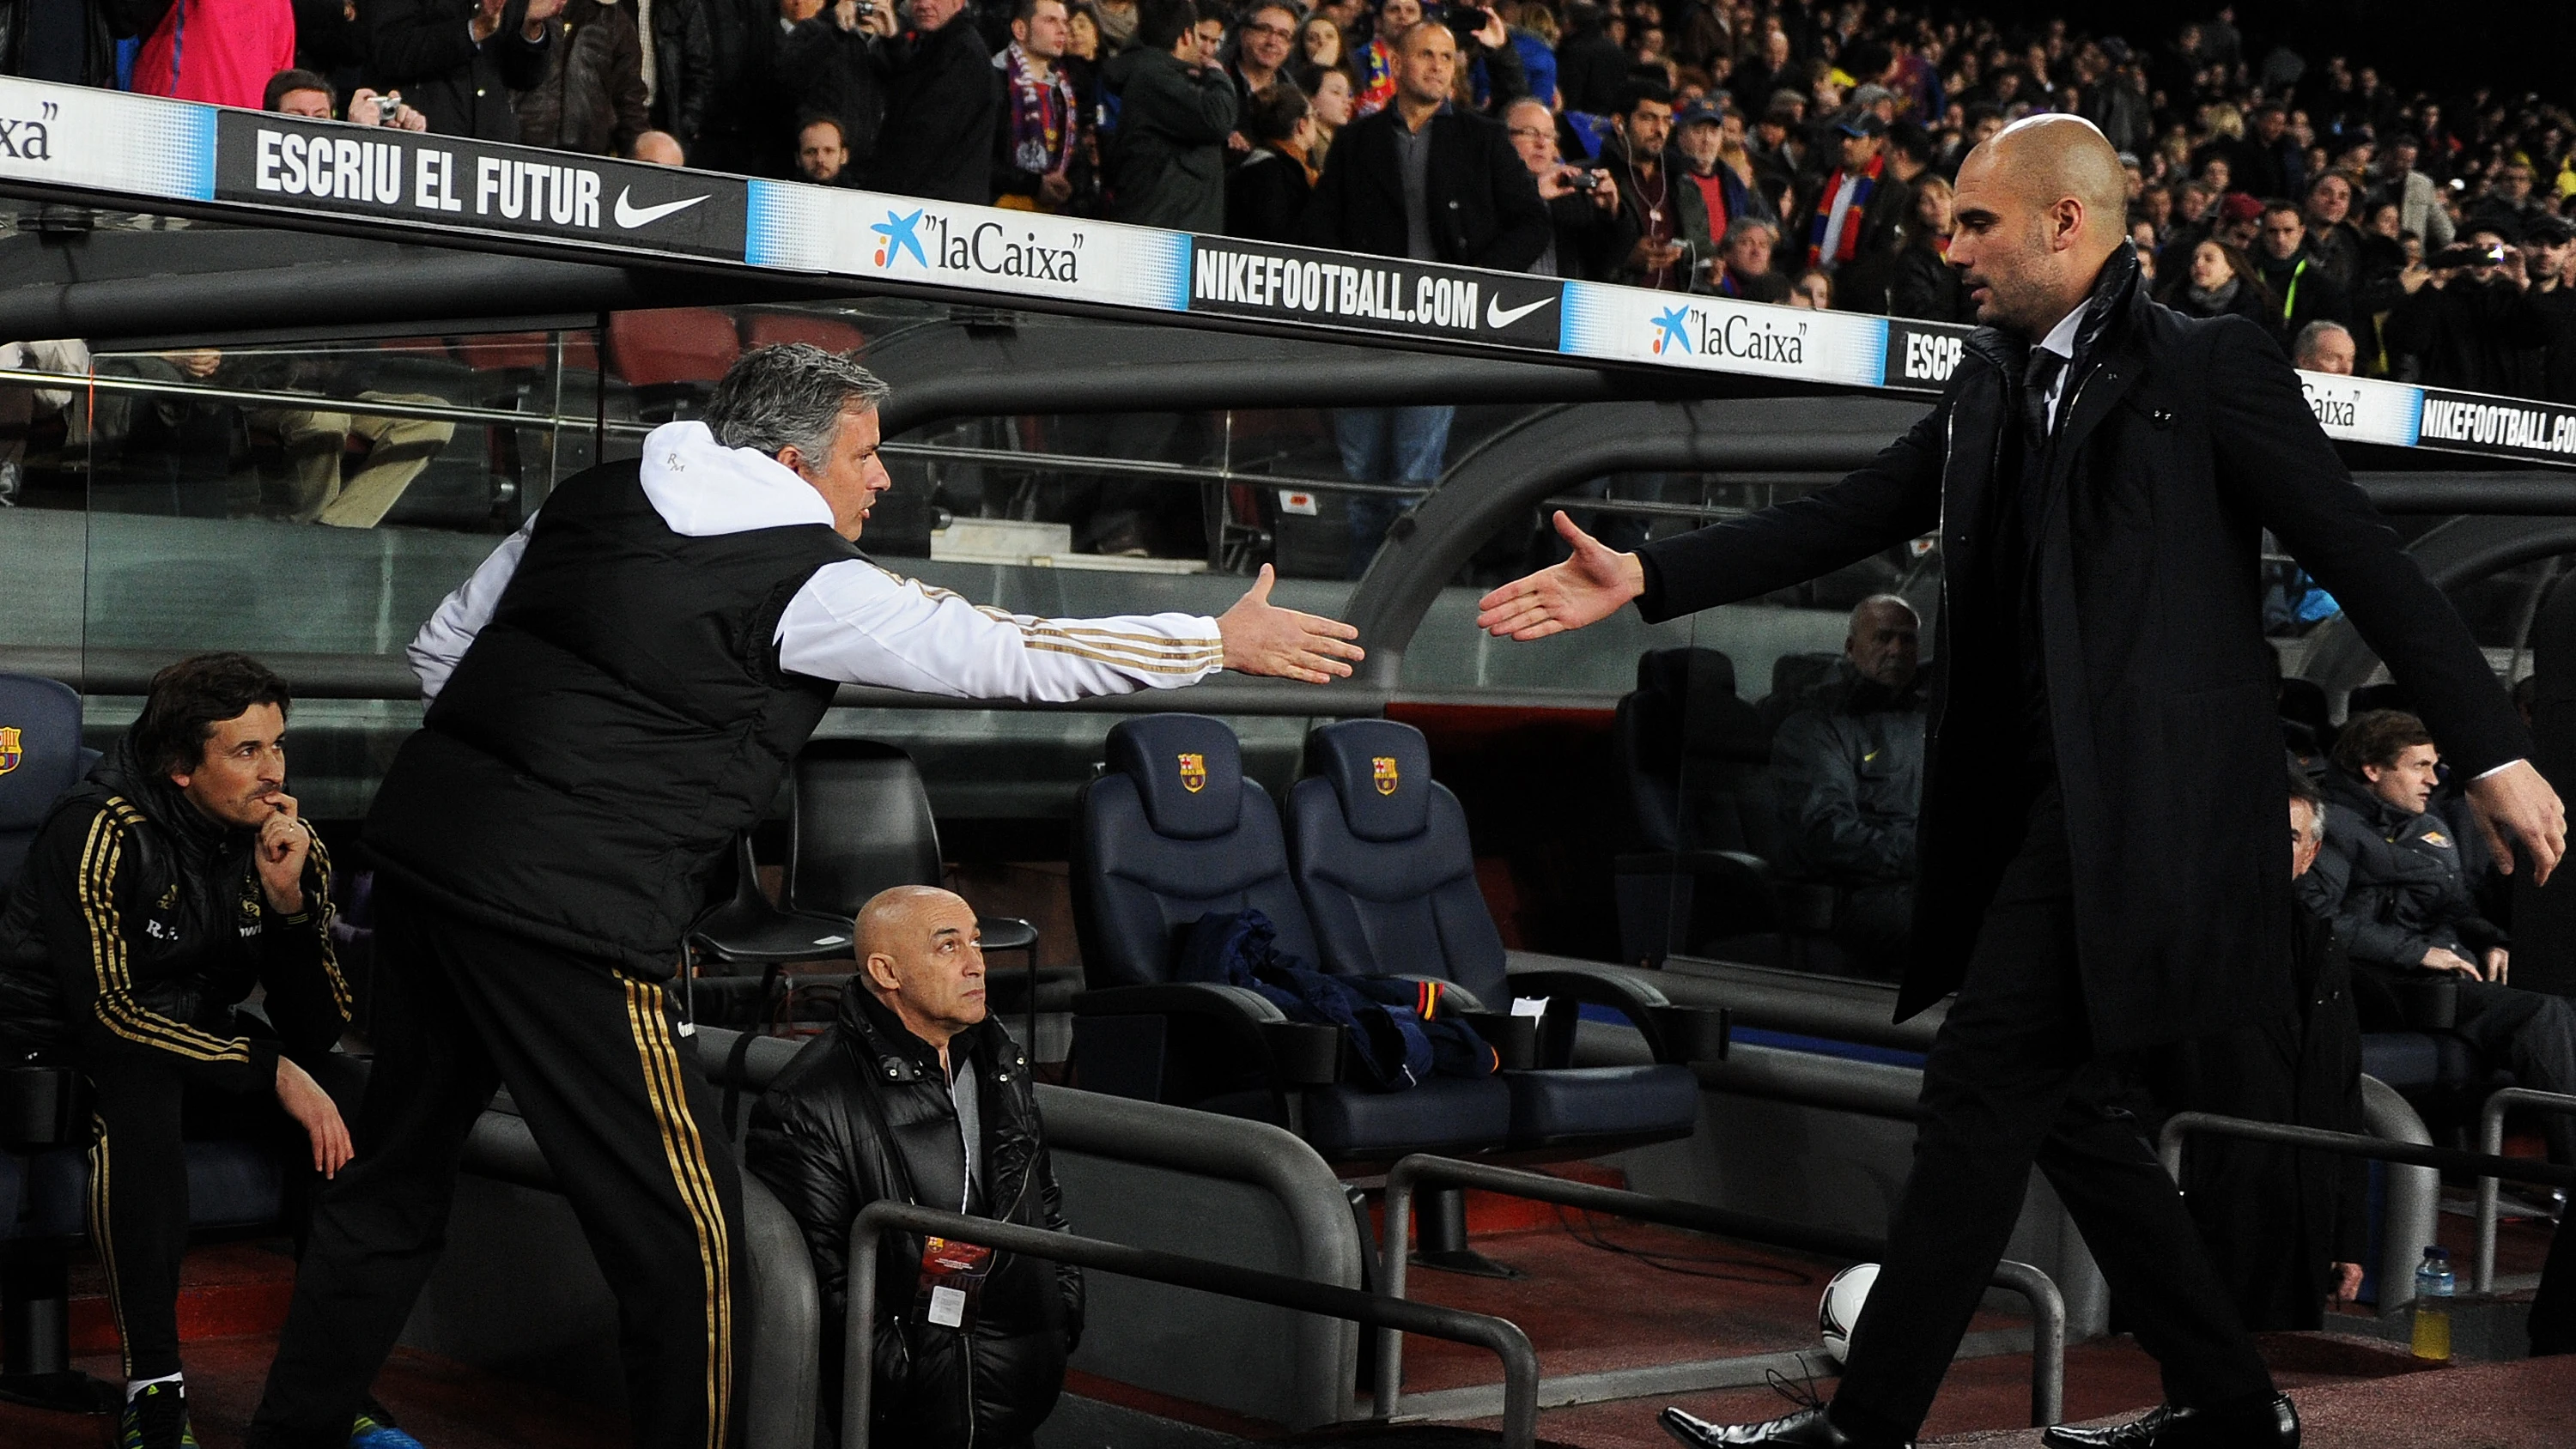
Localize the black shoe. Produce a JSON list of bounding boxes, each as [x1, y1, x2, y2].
[[2040, 1393, 2300, 1449], [118, 1382, 201, 1449], [1660, 1404, 1909, 1448]]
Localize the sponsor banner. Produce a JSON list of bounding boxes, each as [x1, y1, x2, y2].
[[746, 182, 1191, 311], [216, 111, 746, 259], [2414, 389, 2576, 464], [1184, 236, 1565, 349], [0, 77, 210, 203], [1880, 317, 1970, 392], [2301, 372, 2421, 450], [1561, 282, 1887, 386]]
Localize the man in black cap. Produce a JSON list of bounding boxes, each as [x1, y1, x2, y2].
[[1797, 110, 1911, 299]]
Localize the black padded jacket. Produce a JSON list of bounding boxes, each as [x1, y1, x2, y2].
[[0, 739, 347, 1085], [745, 987, 1080, 1448]]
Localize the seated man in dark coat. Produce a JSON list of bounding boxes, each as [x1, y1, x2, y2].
[[1769, 595, 1924, 977], [2297, 708, 2576, 1166], [747, 885, 1081, 1449]]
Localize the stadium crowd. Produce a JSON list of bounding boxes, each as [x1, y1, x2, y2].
[[8, 0, 2564, 398]]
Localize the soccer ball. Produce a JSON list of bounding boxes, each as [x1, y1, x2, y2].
[[1819, 1263, 1880, 1363]]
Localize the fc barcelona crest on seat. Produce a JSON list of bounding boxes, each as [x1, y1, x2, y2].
[[1372, 756, 1399, 796], [0, 725, 21, 775], [1178, 753, 1207, 793]]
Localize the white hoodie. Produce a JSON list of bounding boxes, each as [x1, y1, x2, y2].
[[409, 421, 1224, 703]]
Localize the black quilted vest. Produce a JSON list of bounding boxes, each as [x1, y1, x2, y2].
[[366, 458, 859, 975]]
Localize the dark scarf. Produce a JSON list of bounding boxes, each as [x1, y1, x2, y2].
[[1000, 43, 1076, 177]]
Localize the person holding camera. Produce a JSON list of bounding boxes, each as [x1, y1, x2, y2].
[[0, 653, 362, 1449], [865, 0, 1002, 203], [1503, 95, 1622, 280], [365, 0, 557, 142], [776, 0, 893, 181], [1602, 81, 1708, 290], [2385, 224, 2551, 394], [264, 68, 430, 130]]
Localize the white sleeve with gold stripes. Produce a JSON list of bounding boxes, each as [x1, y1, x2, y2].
[[775, 560, 1224, 700]]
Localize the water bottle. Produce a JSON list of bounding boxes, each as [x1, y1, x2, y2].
[[2410, 1245, 2455, 1361]]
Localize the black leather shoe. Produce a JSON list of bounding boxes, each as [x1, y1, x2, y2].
[[1660, 1404, 1909, 1448], [2040, 1393, 2300, 1449]]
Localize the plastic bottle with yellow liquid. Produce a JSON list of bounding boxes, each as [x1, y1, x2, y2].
[[2410, 1245, 2455, 1361]]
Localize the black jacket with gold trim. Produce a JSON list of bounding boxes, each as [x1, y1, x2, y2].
[[0, 740, 347, 1091]]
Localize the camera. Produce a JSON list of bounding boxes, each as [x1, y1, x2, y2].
[[1557, 166, 1608, 191], [1441, 4, 1498, 42], [2431, 241, 2506, 270], [375, 91, 402, 122]]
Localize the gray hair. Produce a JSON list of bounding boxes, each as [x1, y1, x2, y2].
[[702, 343, 890, 458], [2290, 318, 2353, 365]]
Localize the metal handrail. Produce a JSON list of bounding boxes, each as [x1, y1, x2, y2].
[[845, 1199, 1541, 1449], [2473, 1087, 2576, 1292], [1375, 1155, 2066, 1428], [2158, 1111, 2576, 1187]]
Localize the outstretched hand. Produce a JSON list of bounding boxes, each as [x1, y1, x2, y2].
[[1218, 565, 1365, 684], [2464, 759, 2567, 885], [1474, 511, 1647, 640]]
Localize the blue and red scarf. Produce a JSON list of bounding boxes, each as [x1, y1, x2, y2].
[[1805, 152, 1886, 268]]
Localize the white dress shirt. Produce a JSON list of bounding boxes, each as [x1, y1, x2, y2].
[[410, 421, 1225, 704]]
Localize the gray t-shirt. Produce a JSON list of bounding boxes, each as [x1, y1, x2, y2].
[[1394, 116, 1437, 261], [948, 1054, 982, 1213]]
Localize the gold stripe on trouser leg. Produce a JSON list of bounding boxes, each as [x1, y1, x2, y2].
[[87, 1117, 131, 1379], [623, 979, 734, 1449]]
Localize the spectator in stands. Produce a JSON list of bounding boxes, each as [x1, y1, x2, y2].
[[1348, 0, 1422, 117], [647, 0, 716, 155], [2303, 171, 2365, 289], [747, 886, 1081, 1449], [1770, 595, 1924, 976], [364, 0, 556, 142], [133, 0, 296, 110], [2160, 238, 2275, 324], [1299, 17, 1544, 574], [2373, 135, 2456, 253], [2300, 711, 2576, 1168], [1672, 98, 1765, 250], [2291, 319, 2357, 375], [1554, 2, 1626, 115], [513, 0, 648, 156], [866, 0, 1002, 203], [1799, 112, 1911, 294], [1310, 66, 1356, 162], [630, 128, 688, 163], [1746, 89, 1806, 200], [1226, 85, 1317, 240], [1789, 266, 1832, 308], [1103, 0, 1235, 230], [2253, 198, 2354, 349], [2385, 226, 2550, 394], [2469, 162, 2550, 239], [1227, 0, 1300, 124], [2524, 215, 2576, 405], [0, 653, 359, 1449], [264, 66, 429, 129], [1601, 82, 1705, 291], [1889, 173, 1968, 321], [1710, 215, 1787, 301], [796, 114, 854, 184], [776, 0, 890, 179], [246, 345, 1364, 1449], [1291, 11, 1344, 89], [1504, 95, 1620, 279], [994, 0, 1095, 214]]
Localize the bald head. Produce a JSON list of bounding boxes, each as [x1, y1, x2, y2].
[[856, 885, 987, 1058], [1949, 113, 2129, 336]]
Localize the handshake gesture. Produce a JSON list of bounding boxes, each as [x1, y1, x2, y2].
[[1474, 512, 1644, 639]]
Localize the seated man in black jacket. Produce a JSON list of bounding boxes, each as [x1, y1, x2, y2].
[[0, 653, 357, 1449], [1769, 595, 1923, 978], [2297, 708, 2576, 1166], [748, 885, 1079, 1449]]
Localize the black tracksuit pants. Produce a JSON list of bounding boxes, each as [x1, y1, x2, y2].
[[80, 1036, 363, 1385], [247, 881, 746, 1449], [1827, 785, 2277, 1441]]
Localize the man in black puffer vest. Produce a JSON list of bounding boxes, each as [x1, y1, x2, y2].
[[247, 344, 1364, 1449], [0, 652, 355, 1449], [749, 886, 1077, 1448]]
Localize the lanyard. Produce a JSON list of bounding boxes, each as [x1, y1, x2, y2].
[[2281, 257, 2306, 323]]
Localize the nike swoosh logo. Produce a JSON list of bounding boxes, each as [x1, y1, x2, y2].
[[613, 188, 710, 228], [1486, 294, 1557, 328]]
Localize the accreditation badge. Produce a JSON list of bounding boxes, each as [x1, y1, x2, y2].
[[914, 1236, 996, 1331]]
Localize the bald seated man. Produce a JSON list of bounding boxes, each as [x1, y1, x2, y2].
[[1477, 113, 2564, 1449], [747, 886, 1079, 1449]]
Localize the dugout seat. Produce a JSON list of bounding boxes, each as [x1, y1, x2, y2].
[[1285, 718, 1716, 1153], [1067, 714, 1511, 1163]]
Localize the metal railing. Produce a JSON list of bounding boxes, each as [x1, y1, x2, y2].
[[2474, 1087, 2576, 1293], [1375, 1155, 2066, 1428], [846, 1200, 1541, 1449], [2160, 1109, 2576, 1313]]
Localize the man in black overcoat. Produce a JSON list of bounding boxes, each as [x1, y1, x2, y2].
[[1476, 114, 2570, 1449]]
